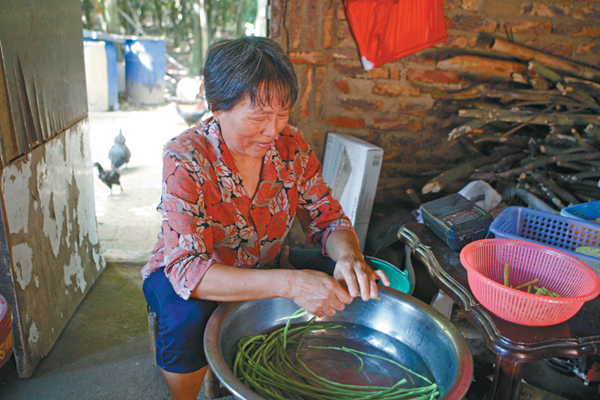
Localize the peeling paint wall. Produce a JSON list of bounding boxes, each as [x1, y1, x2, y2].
[[0, 0, 103, 378], [0, 122, 104, 377]]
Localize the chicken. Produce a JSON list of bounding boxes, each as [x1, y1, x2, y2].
[[108, 130, 131, 170], [175, 76, 209, 127], [176, 103, 209, 127], [94, 162, 122, 195]]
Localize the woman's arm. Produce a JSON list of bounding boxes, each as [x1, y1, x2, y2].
[[325, 230, 390, 301], [287, 130, 389, 302], [192, 263, 353, 317]]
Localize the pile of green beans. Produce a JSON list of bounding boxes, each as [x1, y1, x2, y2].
[[233, 309, 439, 400]]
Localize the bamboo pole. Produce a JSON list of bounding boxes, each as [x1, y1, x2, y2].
[[448, 117, 491, 140], [472, 151, 600, 181], [478, 153, 528, 172], [528, 60, 562, 84], [565, 76, 600, 89], [422, 153, 508, 194], [585, 124, 600, 141], [532, 171, 579, 205], [487, 36, 600, 83], [437, 56, 527, 80], [458, 109, 600, 126]]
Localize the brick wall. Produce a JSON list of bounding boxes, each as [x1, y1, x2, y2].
[[271, 0, 600, 206]]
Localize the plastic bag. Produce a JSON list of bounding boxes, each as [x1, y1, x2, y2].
[[344, 0, 448, 71], [459, 180, 502, 212]]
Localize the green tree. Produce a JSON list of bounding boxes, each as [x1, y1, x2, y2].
[[82, 0, 262, 76]]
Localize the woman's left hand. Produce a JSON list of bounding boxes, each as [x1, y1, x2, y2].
[[333, 252, 389, 301], [325, 230, 390, 301]]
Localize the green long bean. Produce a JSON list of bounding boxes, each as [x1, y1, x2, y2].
[[233, 308, 439, 400]]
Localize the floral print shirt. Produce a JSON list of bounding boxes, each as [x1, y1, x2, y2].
[[142, 117, 354, 300]]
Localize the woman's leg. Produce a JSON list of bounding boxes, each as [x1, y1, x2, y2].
[[144, 270, 218, 400], [159, 366, 208, 400]]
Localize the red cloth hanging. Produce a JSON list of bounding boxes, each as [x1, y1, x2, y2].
[[345, 0, 448, 70]]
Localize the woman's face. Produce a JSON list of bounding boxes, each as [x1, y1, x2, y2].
[[213, 94, 290, 161]]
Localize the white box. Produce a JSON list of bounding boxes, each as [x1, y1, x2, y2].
[[322, 132, 383, 252]]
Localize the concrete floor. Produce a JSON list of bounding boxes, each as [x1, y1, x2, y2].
[[0, 105, 597, 399]]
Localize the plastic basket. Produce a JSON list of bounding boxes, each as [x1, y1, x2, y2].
[[488, 206, 600, 277], [561, 201, 600, 223], [367, 257, 411, 294], [460, 239, 600, 326]]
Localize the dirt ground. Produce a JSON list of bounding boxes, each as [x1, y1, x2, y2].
[[88, 102, 189, 264]]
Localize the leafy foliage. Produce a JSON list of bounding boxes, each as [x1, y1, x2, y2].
[[82, 0, 260, 75]]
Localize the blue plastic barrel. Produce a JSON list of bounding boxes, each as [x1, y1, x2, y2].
[[105, 41, 119, 111], [124, 39, 166, 104], [83, 38, 119, 111]]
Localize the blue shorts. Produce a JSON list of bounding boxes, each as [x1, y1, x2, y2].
[[143, 249, 336, 373]]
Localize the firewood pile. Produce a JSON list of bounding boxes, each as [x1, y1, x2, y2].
[[422, 34, 600, 213]]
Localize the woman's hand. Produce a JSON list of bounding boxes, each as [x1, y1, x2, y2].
[[333, 252, 389, 301], [325, 230, 390, 302], [286, 269, 353, 317]]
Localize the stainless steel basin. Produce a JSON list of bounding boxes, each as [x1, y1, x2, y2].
[[204, 286, 473, 399]]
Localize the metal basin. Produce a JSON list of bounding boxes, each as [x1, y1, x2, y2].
[[204, 287, 473, 399]]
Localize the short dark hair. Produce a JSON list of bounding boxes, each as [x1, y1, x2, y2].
[[203, 36, 298, 113]]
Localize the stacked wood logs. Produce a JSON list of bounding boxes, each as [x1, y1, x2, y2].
[[421, 34, 600, 213]]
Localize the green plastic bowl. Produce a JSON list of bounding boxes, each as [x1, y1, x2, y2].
[[367, 257, 411, 294]]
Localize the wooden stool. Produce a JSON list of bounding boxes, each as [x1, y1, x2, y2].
[[147, 305, 221, 398]]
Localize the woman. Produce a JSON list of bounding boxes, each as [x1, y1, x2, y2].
[[142, 36, 389, 400]]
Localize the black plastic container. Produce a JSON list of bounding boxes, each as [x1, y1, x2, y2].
[[421, 193, 493, 251]]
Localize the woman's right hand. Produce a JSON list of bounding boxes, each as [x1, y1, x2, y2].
[[285, 269, 354, 317]]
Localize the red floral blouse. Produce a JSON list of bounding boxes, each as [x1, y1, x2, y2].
[[142, 117, 354, 299]]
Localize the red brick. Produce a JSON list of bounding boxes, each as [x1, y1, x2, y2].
[[581, 25, 600, 37], [390, 68, 402, 80], [299, 68, 312, 119], [372, 83, 421, 97], [441, 0, 461, 9], [289, 51, 329, 65], [307, 0, 318, 48], [328, 116, 365, 129], [524, 40, 573, 57], [397, 103, 432, 116], [521, 3, 569, 17], [309, 130, 322, 154], [289, 0, 302, 49], [437, 35, 469, 50], [334, 62, 366, 78], [394, 52, 438, 65], [270, 0, 284, 40], [369, 118, 423, 131], [553, 22, 600, 36], [407, 69, 459, 84], [315, 66, 326, 115], [323, 8, 333, 49], [368, 67, 389, 80], [333, 80, 350, 93], [341, 99, 383, 112], [500, 20, 552, 35], [577, 42, 600, 55], [446, 15, 497, 32], [574, 6, 600, 20], [332, 42, 360, 60], [337, 25, 353, 39], [337, 5, 346, 20], [462, 0, 484, 11]]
